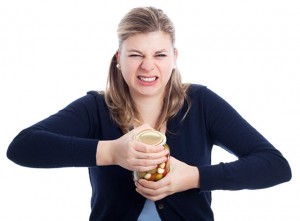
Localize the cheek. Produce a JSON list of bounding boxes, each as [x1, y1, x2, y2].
[[121, 57, 140, 70], [120, 61, 139, 80], [159, 62, 174, 75]]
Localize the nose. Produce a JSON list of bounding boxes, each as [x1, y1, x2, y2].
[[140, 58, 155, 72]]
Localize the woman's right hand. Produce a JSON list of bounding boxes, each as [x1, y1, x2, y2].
[[96, 124, 169, 172]]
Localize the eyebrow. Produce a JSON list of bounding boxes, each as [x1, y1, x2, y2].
[[127, 49, 169, 54]]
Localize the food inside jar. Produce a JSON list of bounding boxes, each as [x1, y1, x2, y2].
[[134, 144, 170, 181]]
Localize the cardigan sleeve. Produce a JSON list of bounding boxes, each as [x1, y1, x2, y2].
[[6, 92, 101, 168], [198, 87, 292, 191]]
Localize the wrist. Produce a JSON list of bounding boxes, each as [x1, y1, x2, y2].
[[96, 140, 115, 166], [190, 166, 200, 189]]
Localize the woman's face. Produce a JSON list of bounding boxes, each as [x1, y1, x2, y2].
[[117, 31, 177, 100]]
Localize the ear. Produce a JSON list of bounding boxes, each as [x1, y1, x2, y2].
[[116, 50, 120, 64], [174, 48, 178, 66]]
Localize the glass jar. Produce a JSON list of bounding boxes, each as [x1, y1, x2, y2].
[[133, 129, 170, 181]]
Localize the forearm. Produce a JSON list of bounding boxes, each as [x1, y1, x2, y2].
[[7, 128, 98, 168], [199, 149, 291, 191]]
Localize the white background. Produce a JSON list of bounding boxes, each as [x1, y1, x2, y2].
[[1, 0, 299, 220]]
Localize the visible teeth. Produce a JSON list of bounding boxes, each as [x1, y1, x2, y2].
[[139, 77, 156, 82]]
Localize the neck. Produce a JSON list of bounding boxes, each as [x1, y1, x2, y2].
[[133, 94, 164, 129]]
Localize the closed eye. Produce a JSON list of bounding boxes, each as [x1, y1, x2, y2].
[[156, 54, 167, 57], [129, 54, 143, 57]]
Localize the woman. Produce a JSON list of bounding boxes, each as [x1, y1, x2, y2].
[[7, 6, 291, 221]]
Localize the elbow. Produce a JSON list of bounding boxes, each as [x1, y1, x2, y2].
[[7, 139, 27, 167], [6, 130, 34, 167], [6, 145, 14, 162], [280, 159, 292, 183], [268, 155, 292, 187], [252, 153, 292, 189]]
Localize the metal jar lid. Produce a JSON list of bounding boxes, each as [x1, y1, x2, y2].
[[134, 129, 166, 146]]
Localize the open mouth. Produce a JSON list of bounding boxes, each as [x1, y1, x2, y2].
[[138, 76, 158, 82]]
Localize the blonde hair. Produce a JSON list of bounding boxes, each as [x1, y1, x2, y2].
[[104, 6, 190, 133]]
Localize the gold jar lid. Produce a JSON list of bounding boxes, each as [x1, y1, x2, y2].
[[134, 129, 166, 146]]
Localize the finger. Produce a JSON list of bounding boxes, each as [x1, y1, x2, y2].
[[132, 141, 166, 154], [136, 189, 167, 201], [129, 145, 167, 162], [132, 158, 167, 172], [135, 179, 168, 192], [135, 181, 170, 201], [130, 142, 168, 161], [139, 175, 170, 187], [136, 150, 168, 161]]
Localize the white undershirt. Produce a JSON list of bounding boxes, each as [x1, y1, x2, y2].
[[137, 199, 162, 221]]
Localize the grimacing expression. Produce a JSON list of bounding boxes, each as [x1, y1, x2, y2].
[[117, 31, 177, 99]]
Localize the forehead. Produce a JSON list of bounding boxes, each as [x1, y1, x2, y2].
[[121, 31, 173, 51]]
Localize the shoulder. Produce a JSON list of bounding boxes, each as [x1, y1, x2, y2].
[[62, 90, 107, 114], [187, 84, 206, 94], [84, 90, 108, 111], [186, 84, 209, 101], [187, 84, 223, 101], [78, 90, 106, 106], [186, 84, 230, 111], [86, 90, 105, 100]]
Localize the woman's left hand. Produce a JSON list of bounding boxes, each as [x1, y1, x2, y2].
[[134, 156, 200, 201]]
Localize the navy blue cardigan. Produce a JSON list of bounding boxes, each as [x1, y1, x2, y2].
[[7, 84, 291, 221]]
